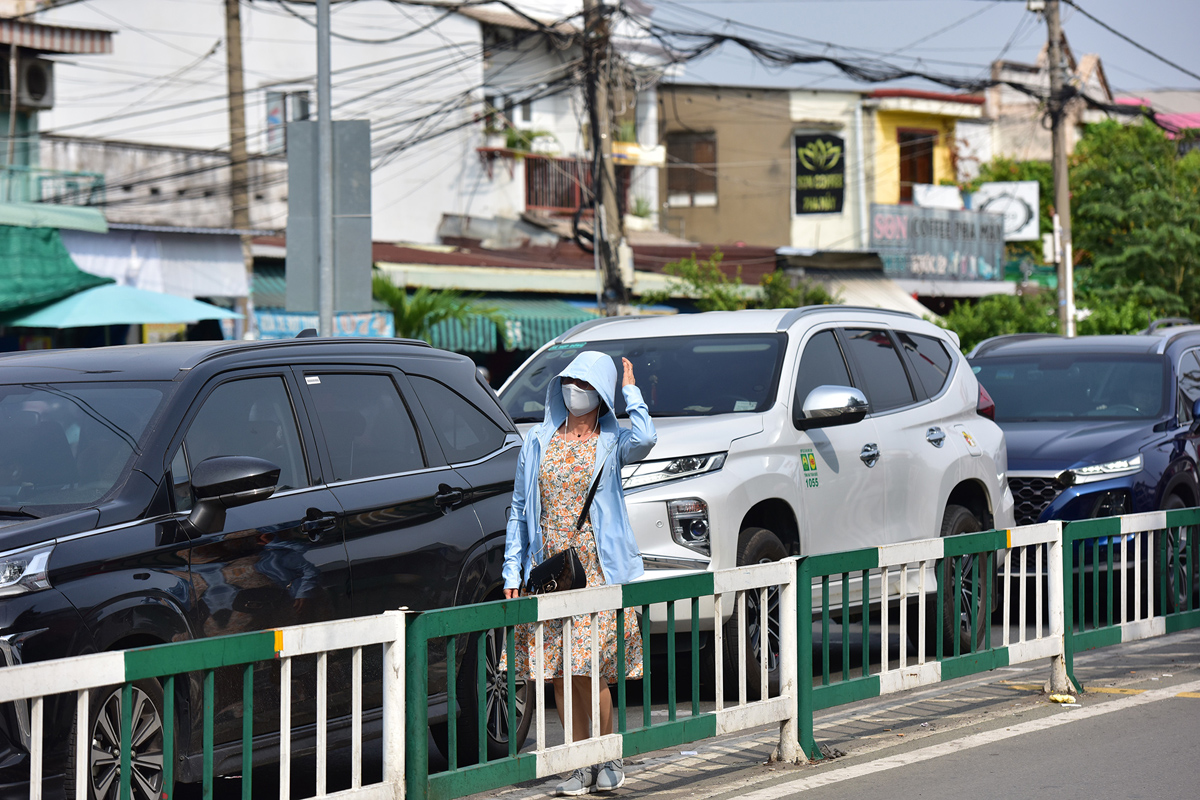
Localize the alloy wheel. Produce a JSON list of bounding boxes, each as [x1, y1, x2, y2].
[[90, 685, 164, 800]]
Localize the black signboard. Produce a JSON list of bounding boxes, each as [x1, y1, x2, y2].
[[793, 133, 845, 215]]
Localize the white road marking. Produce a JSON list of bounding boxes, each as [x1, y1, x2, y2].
[[732, 678, 1200, 799]]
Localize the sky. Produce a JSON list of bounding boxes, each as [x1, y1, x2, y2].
[[656, 0, 1200, 107]]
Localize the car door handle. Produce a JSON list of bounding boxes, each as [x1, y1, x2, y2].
[[435, 484, 465, 511], [926, 426, 946, 448], [302, 509, 338, 541], [859, 443, 880, 468]]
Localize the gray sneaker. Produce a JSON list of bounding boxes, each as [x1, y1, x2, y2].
[[595, 759, 625, 792], [555, 766, 597, 797]]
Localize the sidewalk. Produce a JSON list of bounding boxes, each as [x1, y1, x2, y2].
[[474, 629, 1200, 799]]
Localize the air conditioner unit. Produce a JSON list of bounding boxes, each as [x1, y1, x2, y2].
[[17, 58, 54, 110]]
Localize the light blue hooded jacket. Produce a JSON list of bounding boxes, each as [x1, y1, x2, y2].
[[503, 351, 657, 590]]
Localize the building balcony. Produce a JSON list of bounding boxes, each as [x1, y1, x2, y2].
[[524, 153, 630, 216], [0, 165, 105, 206]]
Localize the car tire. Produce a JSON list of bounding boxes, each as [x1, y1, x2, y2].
[[432, 626, 534, 766], [64, 679, 168, 800], [722, 527, 786, 700], [1155, 494, 1197, 613], [907, 505, 990, 659]]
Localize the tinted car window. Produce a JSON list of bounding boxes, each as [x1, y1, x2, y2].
[[499, 334, 787, 422], [794, 330, 854, 410], [972, 354, 1166, 421], [305, 373, 425, 480], [1178, 350, 1200, 425], [409, 375, 507, 463], [0, 382, 165, 508], [898, 332, 954, 397], [183, 376, 308, 491], [841, 329, 917, 412]]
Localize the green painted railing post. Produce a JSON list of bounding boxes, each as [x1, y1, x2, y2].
[[1063, 522, 1080, 691], [163, 675, 174, 799], [203, 669, 214, 800], [666, 601, 677, 722], [405, 615, 430, 800], [476, 632, 487, 764], [796, 558, 819, 760], [242, 664, 253, 800], [506, 626, 517, 760], [446, 636, 457, 771], [120, 682, 132, 800], [691, 597, 701, 718]]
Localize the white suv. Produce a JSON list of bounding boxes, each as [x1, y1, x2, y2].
[[498, 306, 1015, 687]]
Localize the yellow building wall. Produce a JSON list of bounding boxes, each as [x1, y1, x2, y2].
[[873, 111, 958, 204]]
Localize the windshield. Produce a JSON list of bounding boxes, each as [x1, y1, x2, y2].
[[499, 333, 787, 423], [972, 354, 1167, 422], [0, 382, 168, 509]]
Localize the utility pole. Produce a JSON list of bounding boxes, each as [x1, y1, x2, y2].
[[582, 0, 628, 316], [316, 0, 335, 337], [224, 0, 256, 338], [1044, 0, 1075, 336]]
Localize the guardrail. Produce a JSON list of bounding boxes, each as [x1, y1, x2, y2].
[[0, 612, 404, 800], [5, 513, 1200, 800], [405, 560, 797, 800]]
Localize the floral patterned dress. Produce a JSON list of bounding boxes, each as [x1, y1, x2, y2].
[[510, 433, 643, 680]]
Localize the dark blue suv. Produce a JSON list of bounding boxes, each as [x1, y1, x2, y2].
[[968, 323, 1200, 526]]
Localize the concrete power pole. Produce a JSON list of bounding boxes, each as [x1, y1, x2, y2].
[[1045, 0, 1076, 336], [224, 0, 256, 338], [582, 0, 628, 316]]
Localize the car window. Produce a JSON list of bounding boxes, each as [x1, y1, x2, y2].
[[1178, 350, 1200, 425], [409, 375, 508, 463], [794, 330, 854, 410], [972, 354, 1166, 421], [499, 334, 787, 422], [841, 329, 917, 412], [0, 382, 166, 509], [304, 373, 425, 481], [182, 376, 309, 492], [898, 332, 954, 398]]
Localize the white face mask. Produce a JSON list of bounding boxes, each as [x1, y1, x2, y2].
[[562, 383, 600, 416]]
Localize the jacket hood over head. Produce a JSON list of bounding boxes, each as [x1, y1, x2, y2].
[[542, 350, 619, 432]]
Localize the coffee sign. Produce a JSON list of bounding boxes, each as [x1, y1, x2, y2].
[[794, 133, 845, 214]]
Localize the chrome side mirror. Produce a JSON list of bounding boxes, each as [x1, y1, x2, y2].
[[795, 385, 871, 431]]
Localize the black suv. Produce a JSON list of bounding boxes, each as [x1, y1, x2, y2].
[[0, 337, 525, 799]]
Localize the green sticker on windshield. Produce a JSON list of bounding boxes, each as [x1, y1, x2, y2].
[[547, 342, 586, 351]]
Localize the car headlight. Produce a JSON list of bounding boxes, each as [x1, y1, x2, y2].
[[621, 453, 726, 490], [0, 543, 55, 598], [1061, 454, 1143, 486]]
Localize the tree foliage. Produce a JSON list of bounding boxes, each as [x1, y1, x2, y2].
[[371, 273, 504, 344], [640, 248, 840, 312], [1071, 120, 1200, 311]]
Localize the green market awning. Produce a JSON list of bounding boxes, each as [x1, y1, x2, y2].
[[0, 202, 107, 233], [0, 226, 113, 313], [428, 298, 600, 353]]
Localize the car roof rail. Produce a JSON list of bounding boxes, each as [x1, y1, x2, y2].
[[1141, 317, 1195, 335], [967, 332, 1061, 359], [775, 305, 918, 332], [552, 315, 638, 344]]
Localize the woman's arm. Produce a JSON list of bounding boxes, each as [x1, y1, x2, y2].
[[502, 442, 531, 596], [617, 357, 657, 465]]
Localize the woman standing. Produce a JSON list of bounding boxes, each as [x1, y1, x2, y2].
[[503, 351, 656, 796]]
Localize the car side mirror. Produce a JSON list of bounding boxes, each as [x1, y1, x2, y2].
[[186, 456, 280, 535], [795, 385, 871, 431]]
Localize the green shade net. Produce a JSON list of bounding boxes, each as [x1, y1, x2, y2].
[[0, 226, 112, 313]]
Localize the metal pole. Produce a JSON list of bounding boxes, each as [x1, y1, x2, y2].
[[317, 0, 335, 338], [224, 0, 256, 339], [1046, 0, 1076, 336]]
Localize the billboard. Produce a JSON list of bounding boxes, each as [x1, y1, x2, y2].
[[870, 204, 1006, 281], [972, 181, 1040, 241], [793, 133, 845, 214]]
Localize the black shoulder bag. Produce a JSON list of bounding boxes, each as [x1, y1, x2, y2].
[[523, 471, 600, 595]]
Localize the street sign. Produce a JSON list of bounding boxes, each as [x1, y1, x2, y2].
[[973, 181, 1040, 241]]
